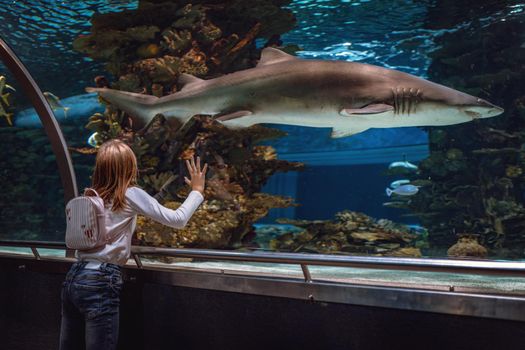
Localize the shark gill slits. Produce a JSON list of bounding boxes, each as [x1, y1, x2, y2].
[[392, 87, 421, 115], [397, 88, 402, 115], [391, 88, 398, 115], [408, 89, 412, 114], [401, 88, 407, 114]]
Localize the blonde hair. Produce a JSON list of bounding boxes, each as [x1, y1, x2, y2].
[[91, 139, 138, 211]]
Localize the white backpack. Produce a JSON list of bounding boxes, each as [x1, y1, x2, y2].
[[65, 188, 108, 250]]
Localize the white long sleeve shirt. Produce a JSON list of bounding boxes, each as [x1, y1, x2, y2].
[[77, 187, 204, 265]]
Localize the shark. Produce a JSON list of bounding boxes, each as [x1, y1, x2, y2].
[[86, 47, 504, 138]]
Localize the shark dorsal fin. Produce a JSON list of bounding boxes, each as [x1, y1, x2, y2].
[[179, 73, 204, 91], [257, 48, 298, 67]]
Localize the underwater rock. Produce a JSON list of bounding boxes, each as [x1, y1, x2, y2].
[[161, 29, 192, 55], [387, 247, 422, 258], [447, 234, 488, 258], [74, 0, 296, 91], [505, 165, 523, 178], [113, 73, 142, 93], [273, 210, 420, 256], [133, 55, 181, 84], [126, 114, 303, 249], [136, 192, 295, 249], [407, 5, 525, 253], [136, 43, 161, 59]]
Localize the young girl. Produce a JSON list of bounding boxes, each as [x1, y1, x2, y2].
[[59, 139, 207, 350]]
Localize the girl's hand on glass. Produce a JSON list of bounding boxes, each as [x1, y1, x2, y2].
[[185, 156, 208, 194]]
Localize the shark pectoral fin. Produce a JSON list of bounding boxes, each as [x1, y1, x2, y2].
[[257, 47, 298, 67], [178, 73, 205, 91], [330, 125, 369, 138], [216, 110, 253, 122], [340, 104, 394, 116]]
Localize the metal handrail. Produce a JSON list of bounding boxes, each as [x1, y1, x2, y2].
[[1, 239, 525, 277]]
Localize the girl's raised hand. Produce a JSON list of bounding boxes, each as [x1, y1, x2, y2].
[[184, 156, 208, 194]]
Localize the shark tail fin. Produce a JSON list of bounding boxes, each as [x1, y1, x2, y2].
[[86, 87, 161, 123]]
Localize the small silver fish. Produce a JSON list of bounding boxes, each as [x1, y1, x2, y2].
[[43, 92, 70, 118], [386, 184, 419, 197], [388, 161, 418, 171], [382, 201, 409, 208], [390, 179, 411, 189]]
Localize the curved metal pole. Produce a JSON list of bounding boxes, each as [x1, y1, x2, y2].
[[0, 36, 78, 202]]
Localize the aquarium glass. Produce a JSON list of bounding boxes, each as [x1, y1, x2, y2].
[[1, 0, 524, 261]]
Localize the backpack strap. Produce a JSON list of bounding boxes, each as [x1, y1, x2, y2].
[[84, 188, 100, 197]]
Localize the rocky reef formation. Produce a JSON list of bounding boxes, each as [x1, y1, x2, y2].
[[73, 0, 296, 96], [447, 234, 488, 258], [270, 210, 423, 257], [74, 0, 302, 249], [408, 0, 525, 257]]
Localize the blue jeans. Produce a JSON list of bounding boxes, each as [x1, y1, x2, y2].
[[59, 261, 123, 350]]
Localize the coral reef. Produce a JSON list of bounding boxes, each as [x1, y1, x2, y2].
[[137, 193, 295, 249], [407, 1, 525, 257], [73, 1, 296, 95], [74, 0, 301, 249], [270, 211, 421, 257]]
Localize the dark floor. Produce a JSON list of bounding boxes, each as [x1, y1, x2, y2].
[[1, 256, 524, 350]]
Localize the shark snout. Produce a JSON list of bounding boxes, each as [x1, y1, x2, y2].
[[463, 98, 504, 119]]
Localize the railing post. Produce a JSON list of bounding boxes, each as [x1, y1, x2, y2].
[[301, 264, 312, 283]]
